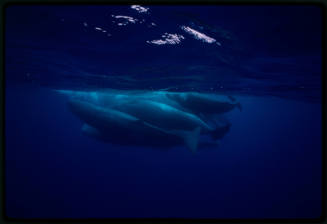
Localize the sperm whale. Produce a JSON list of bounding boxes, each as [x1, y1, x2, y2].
[[55, 89, 241, 152]]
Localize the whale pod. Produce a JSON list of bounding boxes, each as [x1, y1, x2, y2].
[[68, 98, 202, 152], [56, 89, 240, 152]]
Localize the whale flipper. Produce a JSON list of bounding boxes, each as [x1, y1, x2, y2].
[[237, 102, 242, 112], [184, 127, 201, 153], [169, 127, 201, 153], [82, 123, 101, 136]]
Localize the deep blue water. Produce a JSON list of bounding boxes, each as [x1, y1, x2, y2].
[[5, 5, 322, 219]]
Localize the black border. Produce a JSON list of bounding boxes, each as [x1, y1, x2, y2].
[[1, 0, 326, 223]]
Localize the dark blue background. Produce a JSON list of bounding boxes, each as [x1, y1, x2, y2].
[[5, 5, 322, 219]]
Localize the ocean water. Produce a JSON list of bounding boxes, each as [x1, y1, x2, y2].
[[4, 5, 322, 219]]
